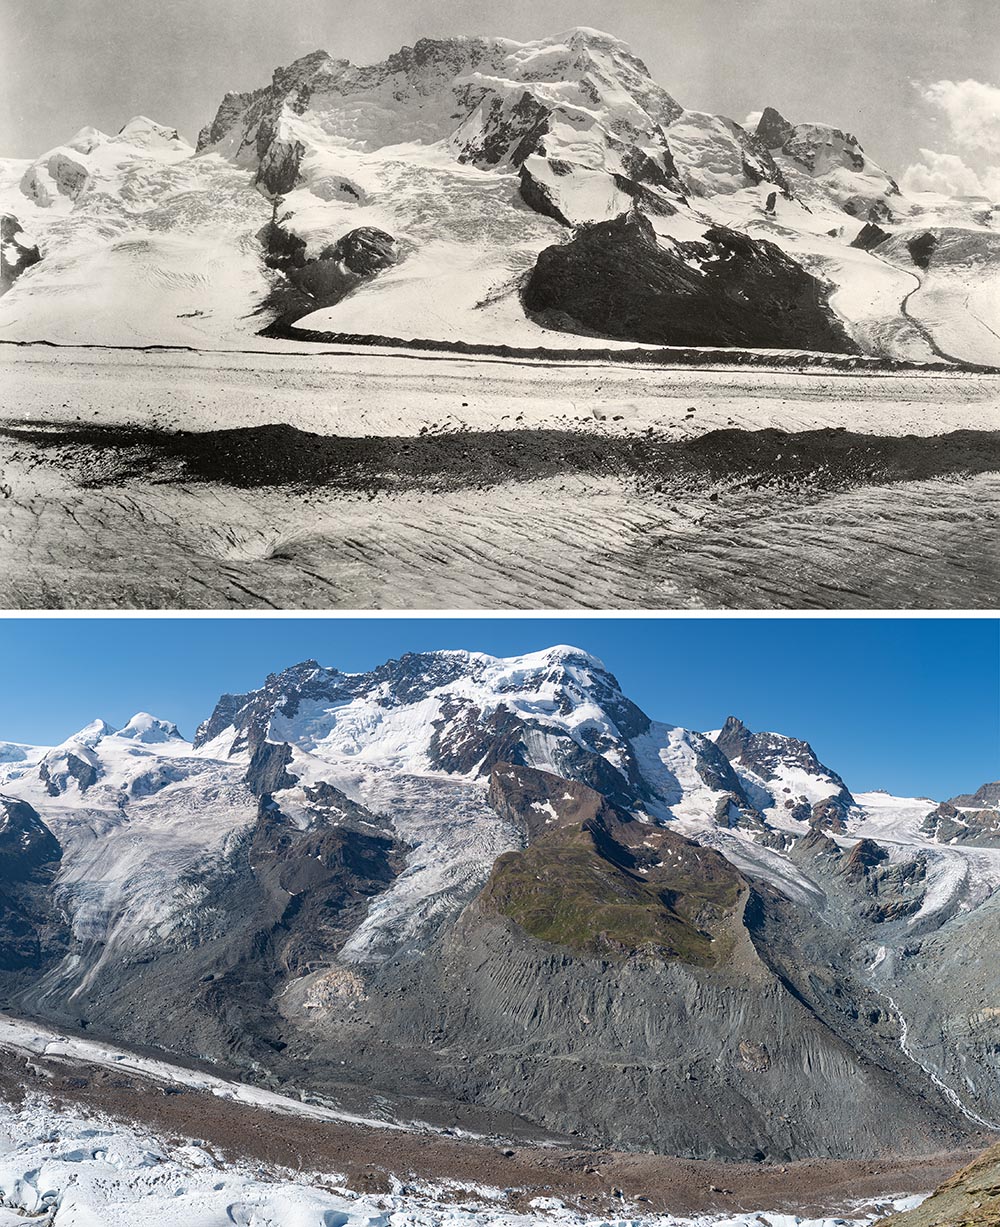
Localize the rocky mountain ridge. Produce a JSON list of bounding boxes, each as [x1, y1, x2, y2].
[[3, 27, 998, 360]]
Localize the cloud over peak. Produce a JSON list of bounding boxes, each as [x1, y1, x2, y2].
[[903, 77, 1000, 199]]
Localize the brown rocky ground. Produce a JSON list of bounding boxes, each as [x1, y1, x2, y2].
[[878, 1141, 1000, 1226], [0, 1046, 982, 1220]]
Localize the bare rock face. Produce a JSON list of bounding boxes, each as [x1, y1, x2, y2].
[[951, 781, 1000, 808], [0, 796, 65, 976], [0, 214, 41, 294], [851, 220, 891, 250], [260, 217, 399, 326], [523, 209, 859, 352], [755, 106, 796, 150], [922, 792, 1000, 845], [908, 231, 938, 269]]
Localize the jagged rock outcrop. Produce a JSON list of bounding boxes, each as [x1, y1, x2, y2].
[[714, 715, 857, 829], [840, 838, 926, 921], [0, 796, 66, 978], [0, 214, 41, 295], [756, 106, 796, 151], [755, 104, 900, 219], [522, 210, 859, 352], [851, 220, 891, 250], [260, 217, 399, 326]]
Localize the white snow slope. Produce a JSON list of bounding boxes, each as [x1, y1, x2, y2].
[[2, 29, 999, 361]]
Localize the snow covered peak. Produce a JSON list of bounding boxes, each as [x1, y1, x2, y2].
[[114, 713, 183, 744], [111, 116, 192, 154], [195, 27, 685, 218], [192, 645, 653, 812], [514, 643, 606, 668], [64, 126, 110, 155], [61, 718, 117, 749], [753, 104, 900, 219], [714, 715, 855, 829], [552, 25, 630, 45], [18, 113, 194, 211]]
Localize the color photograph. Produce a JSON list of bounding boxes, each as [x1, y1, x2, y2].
[[0, 616, 996, 1224]]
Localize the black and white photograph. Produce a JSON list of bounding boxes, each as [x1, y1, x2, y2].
[[1, 0, 997, 609]]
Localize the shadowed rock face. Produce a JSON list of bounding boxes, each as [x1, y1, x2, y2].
[[756, 106, 797, 151], [39, 754, 97, 796], [908, 231, 938, 269], [0, 215, 41, 296], [260, 219, 399, 327], [851, 221, 891, 251], [523, 210, 859, 352], [0, 797, 66, 976]]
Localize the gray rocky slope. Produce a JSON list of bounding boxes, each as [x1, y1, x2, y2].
[[0, 647, 998, 1162]]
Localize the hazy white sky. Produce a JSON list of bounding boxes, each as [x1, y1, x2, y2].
[[2, 0, 998, 188]]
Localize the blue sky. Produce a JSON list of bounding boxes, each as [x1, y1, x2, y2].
[[0, 617, 995, 799]]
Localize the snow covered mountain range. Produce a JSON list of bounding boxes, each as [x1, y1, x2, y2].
[[2, 27, 999, 361], [1, 645, 998, 1161]]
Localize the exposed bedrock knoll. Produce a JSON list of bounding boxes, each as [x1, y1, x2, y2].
[[877, 1140, 1000, 1226], [522, 210, 860, 352], [287, 767, 970, 1160], [260, 213, 399, 326]]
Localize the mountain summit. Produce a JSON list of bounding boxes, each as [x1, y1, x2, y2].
[[3, 26, 993, 359], [0, 645, 997, 1161]]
